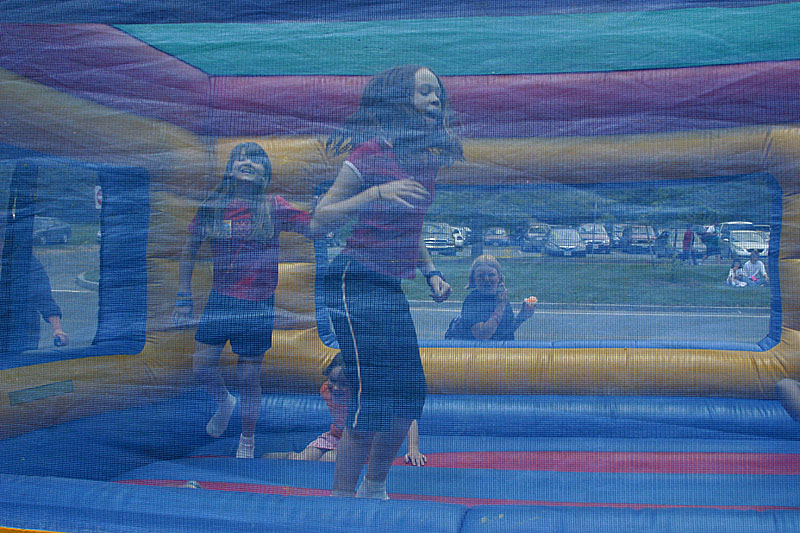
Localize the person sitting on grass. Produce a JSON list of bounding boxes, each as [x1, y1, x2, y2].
[[741, 250, 769, 286], [726, 260, 747, 288], [262, 352, 426, 466]]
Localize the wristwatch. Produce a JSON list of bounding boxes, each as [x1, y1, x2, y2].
[[424, 270, 445, 284]]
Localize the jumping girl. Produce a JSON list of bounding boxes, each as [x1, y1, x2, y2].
[[173, 142, 310, 458], [310, 65, 462, 499]]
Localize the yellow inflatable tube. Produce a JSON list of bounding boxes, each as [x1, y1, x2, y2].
[[1, 62, 799, 440]]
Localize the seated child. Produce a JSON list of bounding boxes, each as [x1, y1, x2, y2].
[[262, 353, 426, 466], [726, 260, 747, 287]]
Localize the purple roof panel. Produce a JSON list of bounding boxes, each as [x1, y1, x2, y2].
[[208, 62, 800, 138], [0, 24, 210, 133], [3, 24, 799, 138]]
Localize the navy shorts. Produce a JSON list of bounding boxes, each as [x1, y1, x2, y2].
[[196, 290, 275, 358], [324, 254, 426, 432]]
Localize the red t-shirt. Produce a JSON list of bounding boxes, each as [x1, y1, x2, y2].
[[342, 140, 437, 279], [189, 195, 309, 300]]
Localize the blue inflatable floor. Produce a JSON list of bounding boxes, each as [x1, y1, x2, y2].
[[1, 393, 800, 532]]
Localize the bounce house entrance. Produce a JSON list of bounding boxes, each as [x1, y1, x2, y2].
[[0, 150, 148, 368]]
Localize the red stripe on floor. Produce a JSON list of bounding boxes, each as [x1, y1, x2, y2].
[[391, 451, 800, 474], [117, 479, 800, 511]]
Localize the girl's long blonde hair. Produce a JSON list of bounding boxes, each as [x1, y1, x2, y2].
[[466, 254, 504, 289]]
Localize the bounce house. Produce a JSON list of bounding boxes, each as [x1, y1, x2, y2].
[[2, 2, 800, 531]]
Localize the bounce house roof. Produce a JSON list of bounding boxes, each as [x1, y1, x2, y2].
[[2, 3, 800, 138], [115, 6, 800, 76]]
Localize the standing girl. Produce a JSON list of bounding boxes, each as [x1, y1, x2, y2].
[[173, 142, 310, 458], [310, 65, 462, 498]]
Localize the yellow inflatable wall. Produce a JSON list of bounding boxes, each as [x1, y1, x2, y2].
[[1, 67, 798, 440]]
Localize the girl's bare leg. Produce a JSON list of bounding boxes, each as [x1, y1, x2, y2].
[[192, 342, 227, 402], [319, 449, 337, 462], [237, 357, 262, 439], [351, 417, 412, 499], [262, 447, 330, 461], [262, 451, 294, 460], [193, 342, 237, 438], [332, 427, 373, 496], [364, 417, 412, 482]]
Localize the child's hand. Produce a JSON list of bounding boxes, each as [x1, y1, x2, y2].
[[404, 450, 427, 466], [520, 296, 537, 320], [377, 179, 429, 209], [172, 294, 194, 328], [429, 276, 451, 303], [172, 292, 194, 328], [496, 285, 509, 306], [53, 330, 69, 347]]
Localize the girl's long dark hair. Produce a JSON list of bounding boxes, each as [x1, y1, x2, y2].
[[326, 65, 462, 168], [197, 142, 274, 241]]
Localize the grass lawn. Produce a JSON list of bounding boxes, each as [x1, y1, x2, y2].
[[69, 222, 100, 246], [402, 255, 770, 308]]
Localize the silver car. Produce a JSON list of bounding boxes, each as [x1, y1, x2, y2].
[[727, 230, 768, 258], [577, 223, 610, 254], [544, 227, 586, 257], [423, 222, 456, 255]]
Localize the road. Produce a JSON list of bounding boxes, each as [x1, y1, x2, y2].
[[30, 244, 770, 352], [408, 300, 770, 344]]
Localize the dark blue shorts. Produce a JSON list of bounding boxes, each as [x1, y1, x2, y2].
[[196, 290, 275, 358], [324, 254, 426, 432]]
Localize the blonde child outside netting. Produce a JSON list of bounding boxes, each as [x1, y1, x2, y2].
[[447, 254, 537, 341]]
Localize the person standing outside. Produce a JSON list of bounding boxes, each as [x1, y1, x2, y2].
[[311, 65, 462, 499], [0, 207, 68, 352], [682, 226, 697, 265]]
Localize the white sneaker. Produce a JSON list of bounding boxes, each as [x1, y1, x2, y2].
[[356, 477, 389, 500], [206, 393, 236, 438], [236, 434, 255, 459]]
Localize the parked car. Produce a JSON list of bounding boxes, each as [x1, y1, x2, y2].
[[654, 228, 707, 258], [544, 227, 586, 257], [605, 224, 626, 248], [483, 227, 511, 247], [423, 222, 456, 255], [718, 221, 753, 247], [459, 226, 473, 245], [726, 229, 768, 258], [520, 222, 550, 252], [752, 224, 771, 242], [33, 216, 71, 245], [451, 227, 465, 248], [577, 223, 610, 254], [621, 224, 656, 253]]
